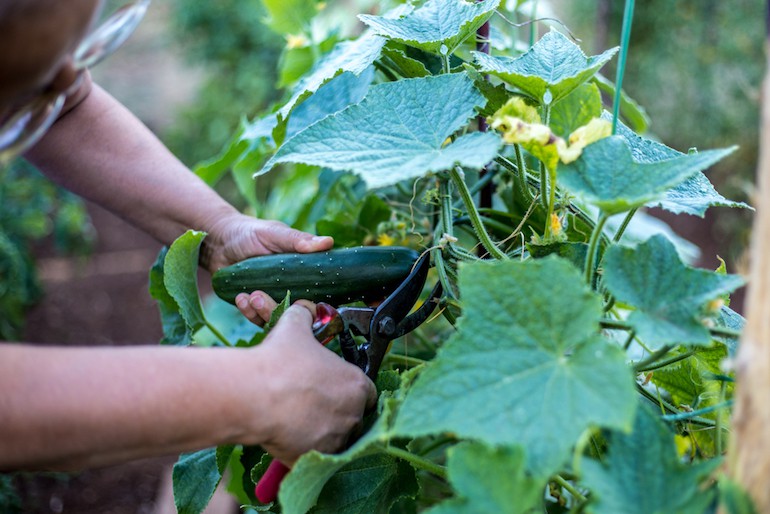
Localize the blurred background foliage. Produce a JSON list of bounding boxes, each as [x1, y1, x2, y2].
[[164, 0, 283, 166], [0, 162, 95, 340], [555, 0, 763, 261]]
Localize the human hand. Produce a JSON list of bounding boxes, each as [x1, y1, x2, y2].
[[247, 302, 377, 465], [200, 212, 333, 274], [235, 290, 283, 327]]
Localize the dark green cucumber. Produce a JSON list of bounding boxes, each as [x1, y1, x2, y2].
[[212, 246, 421, 306]]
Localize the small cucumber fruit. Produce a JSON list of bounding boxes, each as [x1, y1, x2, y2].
[[212, 246, 420, 305]]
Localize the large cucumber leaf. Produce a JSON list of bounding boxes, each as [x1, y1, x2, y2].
[[582, 405, 719, 514], [260, 73, 501, 189], [278, 33, 385, 122], [426, 442, 545, 514], [359, 0, 500, 54], [610, 118, 751, 217], [473, 30, 618, 104], [602, 235, 745, 347], [392, 258, 636, 476], [558, 136, 735, 215]]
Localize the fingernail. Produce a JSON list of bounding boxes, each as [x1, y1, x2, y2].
[[251, 294, 265, 310], [236, 295, 248, 309], [312, 236, 328, 243]]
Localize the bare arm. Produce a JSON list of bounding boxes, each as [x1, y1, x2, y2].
[[0, 305, 377, 471], [25, 82, 332, 271]]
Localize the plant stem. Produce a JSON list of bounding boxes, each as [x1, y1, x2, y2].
[[599, 318, 631, 330], [449, 167, 508, 260], [612, 208, 636, 243], [452, 168, 496, 210], [622, 330, 636, 350], [434, 248, 458, 300], [611, 0, 635, 134], [584, 213, 608, 286], [716, 379, 727, 455], [709, 326, 743, 339], [632, 345, 673, 372], [514, 144, 533, 201], [529, 0, 539, 46], [661, 400, 734, 422], [441, 51, 451, 74], [636, 349, 695, 372], [636, 384, 716, 427], [385, 353, 428, 368], [553, 474, 587, 503], [206, 321, 232, 347], [385, 445, 448, 479]]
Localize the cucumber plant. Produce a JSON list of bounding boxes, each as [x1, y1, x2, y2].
[[152, 0, 754, 512]]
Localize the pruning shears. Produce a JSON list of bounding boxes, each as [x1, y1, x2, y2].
[[255, 252, 442, 504]]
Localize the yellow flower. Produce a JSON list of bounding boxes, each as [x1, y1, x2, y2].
[[491, 96, 541, 124], [559, 118, 612, 164], [377, 233, 396, 246], [549, 213, 563, 237]]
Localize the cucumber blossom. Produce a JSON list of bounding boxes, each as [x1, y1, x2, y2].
[[212, 246, 421, 306]]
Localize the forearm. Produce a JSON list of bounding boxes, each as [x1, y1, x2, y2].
[[25, 84, 238, 247], [0, 343, 265, 471]]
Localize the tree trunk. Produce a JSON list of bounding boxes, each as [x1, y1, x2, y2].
[[726, 33, 770, 511]]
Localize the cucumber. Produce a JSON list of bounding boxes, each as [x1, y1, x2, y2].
[[212, 246, 421, 305]]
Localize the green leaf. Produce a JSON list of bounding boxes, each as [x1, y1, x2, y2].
[[278, 373, 409, 513], [527, 241, 589, 270], [591, 75, 649, 134], [286, 68, 374, 140], [558, 136, 736, 215], [549, 83, 603, 139], [359, 0, 500, 54], [173, 445, 235, 514], [473, 31, 618, 104], [163, 230, 207, 332], [261, 74, 501, 189], [309, 454, 418, 514], [464, 64, 512, 118], [261, 0, 318, 34], [610, 118, 750, 217], [379, 45, 431, 78], [582, 404, 719, 514], [602, 235, 745, 347], [393, 258, 636, 475], [278, 33, 386, 121], [651, 344, 731, 457], [426, 442, 544, 514], [149, 247, 192, 346], [715, 306, 744, 357]]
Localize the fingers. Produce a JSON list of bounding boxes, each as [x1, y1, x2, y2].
[[259, 222, 333, 254], [294, 234, 334, 253], [235, 291, 278, 327]]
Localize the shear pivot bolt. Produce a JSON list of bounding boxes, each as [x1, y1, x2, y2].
[[378, 317, 396, 337]]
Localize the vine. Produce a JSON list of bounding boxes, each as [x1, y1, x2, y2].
[[152, 0, 754, 512]]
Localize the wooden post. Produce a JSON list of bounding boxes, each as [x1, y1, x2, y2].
[[726, 12, 770, 510]]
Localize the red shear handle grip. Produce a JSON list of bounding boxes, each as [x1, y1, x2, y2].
[[255, 460, 290, 503]]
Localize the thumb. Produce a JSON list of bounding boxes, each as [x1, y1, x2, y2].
[[266, 302, 316, 340]]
